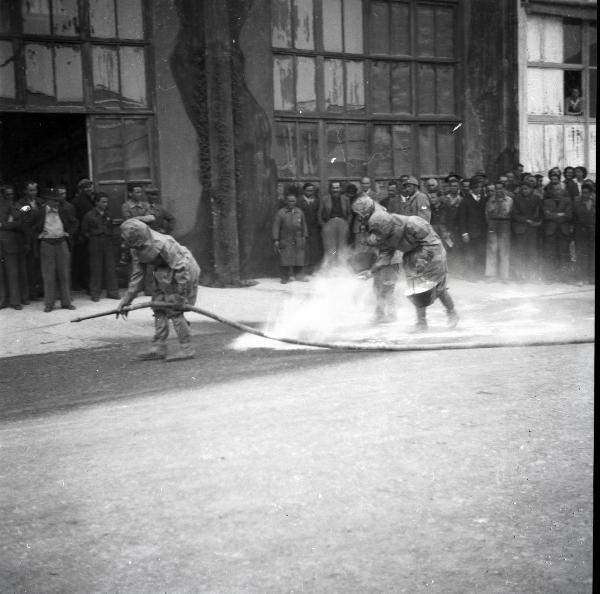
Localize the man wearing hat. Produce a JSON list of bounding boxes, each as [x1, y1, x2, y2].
[[36, 189, 78, 312], [146, 185, 175, 235], [117, 219, 200, 361], [352, 195, 458, 331], [458, 177, 487, 280], [401, 176, 431, 222]]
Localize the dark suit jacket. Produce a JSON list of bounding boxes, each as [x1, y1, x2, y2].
[[458, 194, 487, 240], [35, 204, 79, 248]]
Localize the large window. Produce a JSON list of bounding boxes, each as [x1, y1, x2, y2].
[[272, 0, 460, 193], [526, 14, 596, 174]]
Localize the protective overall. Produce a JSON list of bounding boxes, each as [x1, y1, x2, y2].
[[120, 219, 200, 361]]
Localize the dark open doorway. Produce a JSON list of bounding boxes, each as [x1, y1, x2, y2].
[[0, 113, 88, 197]]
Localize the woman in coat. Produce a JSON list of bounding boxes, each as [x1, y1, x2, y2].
[[272, 193, 308, 284]]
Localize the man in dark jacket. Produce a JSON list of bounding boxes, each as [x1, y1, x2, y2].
[[297, 182, 322, 274], [542, 184, 572, 282], [458, 178, 487, 279], [36, 189, 78, 312], [18, 180, 44, 299], [572, 182, 595, 285], [318, 181, 351, 268], [511, 180, 542, 282], [70, 178, 95, 292]]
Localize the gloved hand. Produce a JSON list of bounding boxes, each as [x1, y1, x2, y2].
[[414, 258, 427, 274]]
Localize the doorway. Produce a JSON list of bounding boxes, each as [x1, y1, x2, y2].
[[0, 113, 88, 197]]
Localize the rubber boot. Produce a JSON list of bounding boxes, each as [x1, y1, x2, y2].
[[166, 315, 195, 362], [439, 290, 459, 329], [412, 307, 428, 332], [136, 311, 168, 360]]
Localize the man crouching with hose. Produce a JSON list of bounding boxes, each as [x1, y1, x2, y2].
[[352, 196, 459, 332], [117, 219, 200, 361]]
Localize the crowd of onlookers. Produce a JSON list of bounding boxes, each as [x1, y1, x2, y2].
[[0, 179, 174, 312], [273, 166, 596, 287]]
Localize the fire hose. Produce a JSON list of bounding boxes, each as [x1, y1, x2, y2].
[[71, 300, 595, 353]]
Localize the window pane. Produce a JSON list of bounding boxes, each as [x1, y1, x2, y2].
[[22, 0, 50, 34], [436, 65, 455, 115], [55, 45, 83, 101], [117, 0, 144, 39], [392, 125, 412, 176], [371, 61, 390, 112], [25, 43, 54, 105], [527, 67, 563, 115], [299, 122, 319, 176], [274, 122, 297, 178], [0, 3, 11, 33], [542, 17, 563, 62], [590, 70, 597, 117], [563, 19, 582, 64], [123, 119, 151, 179], [120, 46, 147, 107], [90, 0, 116, 38], [95, 119, 124, 180], [92, 45, 120, 108], [326, 124, 347, 177], [372, 126, 393, 177], [419, 126, 436, 176], [435, 7, 454, 58], [417, 63, 435, 114], [437, 126, 455, 175], [0, 41, 16, 98], [273, 56, 294, 111], [416, 6, 434, 57], [390, 3, 410, 55], [324, 59, 344, 112], [296, 57, 316, 112], [346, 60, 365, 111], [589, 24, 597, 67], [343, 0, 363, 54], [589, 125, 596, 173], [294, 0, 314, 50], [347, 124, 366, 177], [369, 3, 389, 54], [564, 124, 585, 165], [52, 0, 79, 36], [391, 62, 411, 113], [322, 0, 343, 52], [272, 0, 292, 48]]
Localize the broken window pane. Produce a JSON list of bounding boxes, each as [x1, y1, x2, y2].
[[344, 0, 363, 54], [416, 6, 434, 57], [273, 56, 294, 111], [372, 125, 393, 177], [55, 45, 83, 101], [419, 125, 436, 176], [120, 46, 147, 107], [392, 125, 412, 175], [22, 0, 51, 34], [347, 124, 366, 176], [417, 63, 435, 114], [25, 43, 54, 105], [52, 0, 79, 36], [435, 7, 454, 58], [92, 45, 120, 108], [299, 122, 319, 176], [123, 119, 151, 179], [324, 59, 344, 112], [369, 2, 389, 54], [296, 56, 316, 112], [371, 61, 390, 112], [0, 41, 16, 98], [346, 60, 365, 111], [322, 0, 342, 52], [95, 118, 124, 180], [90, 0, 116, 38], [274, 121, 297, 178], [117, 0, 144, 39], [436, 65, 455, 115], [563, 19, 582, 64], [390, 3, 410, 55], [272, 0, 292, 48], [294, 0, 314, 50], [437, 126, 456, 174], [391, 62, 411, 113], [326, 124, 347, 177]]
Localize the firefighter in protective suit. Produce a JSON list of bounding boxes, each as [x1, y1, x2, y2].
[[117, 219, 200, 361], [353, 196, 459, 332]]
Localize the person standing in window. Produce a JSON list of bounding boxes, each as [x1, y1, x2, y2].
[[318, 180, 351, 268], [565, 87, 583, 115]]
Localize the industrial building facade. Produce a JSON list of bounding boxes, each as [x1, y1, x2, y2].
[[0, 0, 596, 281]]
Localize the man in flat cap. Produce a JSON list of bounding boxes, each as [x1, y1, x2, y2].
[[401, 176, 431, 222]]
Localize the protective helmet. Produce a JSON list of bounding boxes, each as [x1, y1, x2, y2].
[[120, 219, 162, 262], [352, 195, 375, 217]]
